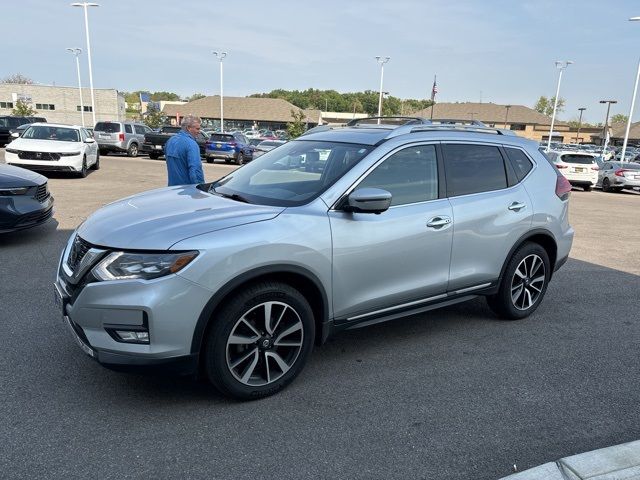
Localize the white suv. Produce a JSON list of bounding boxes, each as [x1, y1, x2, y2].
[[546, 150, 599, 191]]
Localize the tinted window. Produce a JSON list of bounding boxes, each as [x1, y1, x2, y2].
[[504, 147, 534, 182], [357, 145, 438, 206], [124, 124, 133, 134], [94, 122, 121, 133], [559, 154, 595, 165], [443, 144, 507, 196], [23, 126, 79, 142], [210, 134, 234, 142]]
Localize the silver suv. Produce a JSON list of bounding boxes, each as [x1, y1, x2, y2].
[[93, 121, 152, 157], [54, 118, 574, 400]]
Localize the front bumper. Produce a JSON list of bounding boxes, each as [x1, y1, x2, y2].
[[5, 152, 83, 172], [0, 192, 54, 233], [55, 237, 213, 374]]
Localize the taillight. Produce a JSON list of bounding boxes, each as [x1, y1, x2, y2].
[[591, 166, 599, 171], [556, 164, 568, 169], [615, 169, 629, 177], [228, 142, 237, 147], [555, 174, 572, 200], [119, 133, 125, 142]]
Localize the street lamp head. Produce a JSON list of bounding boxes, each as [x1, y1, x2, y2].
[[555, 60, 573, 69], [375, 56, 390, 65], [213, 51, 227, 60], [66, 47, 82, 54], [599, 100, 618, 104]]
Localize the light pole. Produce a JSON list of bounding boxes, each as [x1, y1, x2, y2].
[[71, 2, 99, 127], [574, 107, 586, 143], [66, 47, 85, 127], [503, 105, 511, 128], [599, 100, 617, 155], [546, 60, 573, 152], [213, 51, 227, 132], [375, 56, 390, 123], [619, 16, 640, 164]]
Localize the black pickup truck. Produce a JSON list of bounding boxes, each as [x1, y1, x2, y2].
[[142, 126, 209, 159]]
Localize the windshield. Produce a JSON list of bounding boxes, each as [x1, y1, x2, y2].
[[94, 122, 121, 133], [210, 140, 373, 206], [22, 126, 80, 142]]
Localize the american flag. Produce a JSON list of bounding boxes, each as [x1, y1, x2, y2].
[[430, 76, 438, 102]]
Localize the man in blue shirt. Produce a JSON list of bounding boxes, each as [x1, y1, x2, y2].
[[165, 115, 205, 186]]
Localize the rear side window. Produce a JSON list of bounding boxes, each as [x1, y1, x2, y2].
[[134, 125, 147, 135], [504, 147, 534, 182], [94, 122, 121, 133], [443, 144, 507, 196], [124, 124, 133, 134], [559, 154, 594, 165]]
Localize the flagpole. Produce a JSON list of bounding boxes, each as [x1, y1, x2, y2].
[[430, 75, 437, 120]]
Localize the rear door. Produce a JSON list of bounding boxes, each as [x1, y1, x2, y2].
[[329, 143, 453, 320], [443, 143, 533, 292]]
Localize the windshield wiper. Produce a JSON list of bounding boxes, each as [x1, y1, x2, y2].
[[210, 186, 251, 204]]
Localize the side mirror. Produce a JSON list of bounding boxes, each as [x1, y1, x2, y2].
[[344, 188, 392, 214], [84, 137, 96, 143]]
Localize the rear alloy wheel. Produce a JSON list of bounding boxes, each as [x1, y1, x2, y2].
[[602, 177, 611, 192], [127, 143, 139, 157], [205, 282, 315, 400], [235, 152, 244, 165], [77, 157, 88, 178], [486, 242, 550, 320]]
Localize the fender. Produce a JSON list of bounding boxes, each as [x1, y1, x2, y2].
[[190, 264, 330, 355]]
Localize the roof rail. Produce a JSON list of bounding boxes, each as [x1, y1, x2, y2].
[[346, 116, 430, 127]]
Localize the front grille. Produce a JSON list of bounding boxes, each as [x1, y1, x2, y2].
[[35, 183, 50, 203], [18, 151, 60, 161], [15, 205, 53, 227], [67, 236, 92, 272]]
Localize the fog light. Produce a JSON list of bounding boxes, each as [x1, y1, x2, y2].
[[115, 330, 149, 343]]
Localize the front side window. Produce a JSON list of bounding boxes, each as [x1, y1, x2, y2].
[[356, 145, 438, 206], [443, 144, 507, 197], [22, 126, 79, 142], [210, 140, 373, 206]]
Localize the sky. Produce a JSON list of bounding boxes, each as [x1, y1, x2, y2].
[[3, 0, 640, 124]]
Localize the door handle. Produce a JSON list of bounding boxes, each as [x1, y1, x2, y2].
[[508, 202, 526, 212], [426, 216, 451, 228]]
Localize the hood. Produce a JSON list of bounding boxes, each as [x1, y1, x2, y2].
[[9, 138, 83, 153], [0, 164, 47, 187], [77, 185, 285, 250]]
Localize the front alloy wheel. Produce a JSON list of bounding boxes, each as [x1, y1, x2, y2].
[[205, 282, 314, 400], [510, 254, 546, 311]]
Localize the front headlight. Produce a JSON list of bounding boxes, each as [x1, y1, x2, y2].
[[5, 148, 20, 154], [0, 187, 29, 196], [59, 151, 82, 157], [92, 251, 199, 281]]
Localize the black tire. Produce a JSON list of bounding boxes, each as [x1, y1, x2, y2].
[[127, 143, 139, 157], [583, 185, 591, 192], [207, 158, 214, 164], [225, 159, 232, 164], [77, 157, 88, 178], [235, 152, 244, 165], [91, 151, 100, 170], [602, 177, 611, 192], [149, 152, 160, 160], [486, 242, 550, 320], [204, 282, 315, 400]]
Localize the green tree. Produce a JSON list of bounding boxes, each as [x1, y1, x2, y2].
[[186, 93, 206, 102], [12, 99, 36, 116], [534, 96, 565, 116], [286, 109, 307, 139], [1, 73, 34, 84], [144, 103, 166, 129], [611, 114, 629, 125], [150, 91, 180, 101]]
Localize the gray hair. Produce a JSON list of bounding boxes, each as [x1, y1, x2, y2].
[[181, 114, 201, 130]]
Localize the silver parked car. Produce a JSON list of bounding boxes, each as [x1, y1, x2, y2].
[[54, 118, 574, 400], [93, 121, 152, 157], [596, 161, 640, 193]]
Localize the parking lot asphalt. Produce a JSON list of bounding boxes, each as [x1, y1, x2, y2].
[[1, 151, 639, 480]]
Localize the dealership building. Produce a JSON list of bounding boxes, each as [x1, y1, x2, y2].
[[0, 83, 125, 126]]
